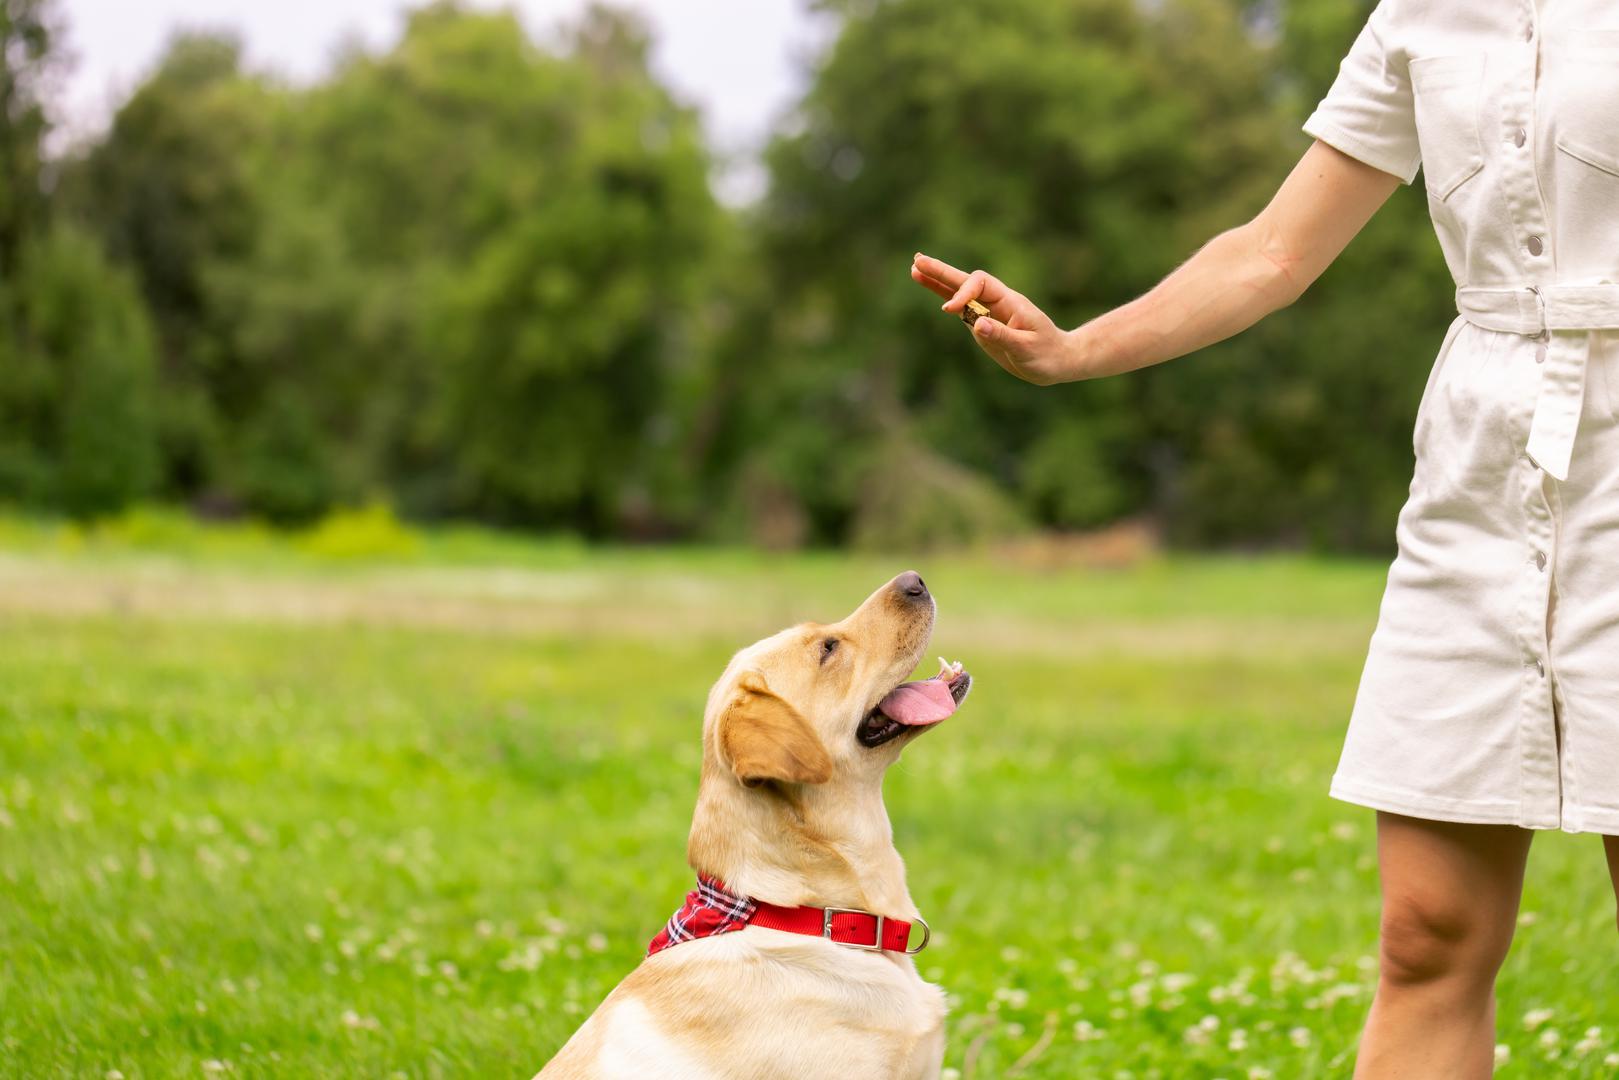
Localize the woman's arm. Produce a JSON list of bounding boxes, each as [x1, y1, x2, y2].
[[910, 140, 1404, 385]]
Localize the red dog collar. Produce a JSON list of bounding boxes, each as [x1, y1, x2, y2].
[[648, 875, 930, 957]]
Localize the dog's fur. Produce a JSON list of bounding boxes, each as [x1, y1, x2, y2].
[[537, 573, 956, 1080]]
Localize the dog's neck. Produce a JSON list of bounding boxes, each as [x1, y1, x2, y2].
[[686, 761, 918, 920]]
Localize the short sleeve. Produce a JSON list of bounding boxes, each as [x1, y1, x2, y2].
[[1302, 0, 1421, 184]]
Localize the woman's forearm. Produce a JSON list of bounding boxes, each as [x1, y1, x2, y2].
[[1061, 141, 1403, 382], [1066, 220, 1305, 379]]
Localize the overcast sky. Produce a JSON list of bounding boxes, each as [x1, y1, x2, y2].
[[53, 0, 830, 203]]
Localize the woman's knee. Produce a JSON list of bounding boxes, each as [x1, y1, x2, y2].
[[1377, 891, 1512, 988]]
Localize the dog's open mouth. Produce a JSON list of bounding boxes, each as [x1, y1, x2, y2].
[[857, 658, 972, 748]]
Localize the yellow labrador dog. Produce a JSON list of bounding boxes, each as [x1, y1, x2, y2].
[[537, 571, 971, 1080]]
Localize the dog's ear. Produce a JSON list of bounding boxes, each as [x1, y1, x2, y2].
[[719, 674, 833, 787]]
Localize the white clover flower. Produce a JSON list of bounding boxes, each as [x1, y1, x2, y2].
[[1289, 1027, 1311, 1047], [1494, 1045, 1511, 1066], [340, 1010, 380, 1032], [1524, 1008, 1555, 1030]]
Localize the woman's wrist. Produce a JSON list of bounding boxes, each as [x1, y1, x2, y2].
[[1058, 325, 1098, 382]]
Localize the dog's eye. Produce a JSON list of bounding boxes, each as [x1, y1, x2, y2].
[[819, 637, 839, 663]]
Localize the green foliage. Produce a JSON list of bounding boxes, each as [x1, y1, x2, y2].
[[62, 3, 720, 530], [14, 0, 1461, 552], [0, 225, 160, 514], [1020, 416, 1133, 529], [297, 502, 421, 560], [848, 438, 1029, 551], [701, 0, 1444, 552], [0, 0, 53, 281], [705, 0, 1294, 548]]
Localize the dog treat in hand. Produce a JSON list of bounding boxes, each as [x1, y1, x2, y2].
[[960, 299, 990, 328]]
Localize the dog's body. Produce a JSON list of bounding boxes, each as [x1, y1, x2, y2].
[[538, 572, 968, 1080]]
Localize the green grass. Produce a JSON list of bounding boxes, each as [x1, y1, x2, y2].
[[1, 518, 1616, 1077]]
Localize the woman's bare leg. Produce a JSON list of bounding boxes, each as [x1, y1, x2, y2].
[[1353, 812, 1533, 1079]]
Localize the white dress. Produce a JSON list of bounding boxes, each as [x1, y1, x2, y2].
[[1304, 0, 1619, 833]]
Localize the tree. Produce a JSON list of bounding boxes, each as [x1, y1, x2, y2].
[[271, 2, 720, 530], [704, 0, 1453, 552], [67, 4, 720, 529], [0, 0, 161, 516], [706, 0, 1292, 547], [68, 33, 270, 502], [0, 0, 52, 285]]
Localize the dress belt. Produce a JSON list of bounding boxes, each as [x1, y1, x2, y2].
[[1456, 284, 1619, 481]]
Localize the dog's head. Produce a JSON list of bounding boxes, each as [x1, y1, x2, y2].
[[701, 571, 971, 791]]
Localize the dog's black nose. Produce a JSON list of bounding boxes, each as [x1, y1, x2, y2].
[[895, 571, 929, 600]]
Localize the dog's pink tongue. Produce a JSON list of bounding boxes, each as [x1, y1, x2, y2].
[[876, 678, 959, 727]]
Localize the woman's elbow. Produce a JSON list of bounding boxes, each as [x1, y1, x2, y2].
[[1246, 220, 1314, 311]]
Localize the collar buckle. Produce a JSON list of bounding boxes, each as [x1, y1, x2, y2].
[[822, 906, 884, 951]]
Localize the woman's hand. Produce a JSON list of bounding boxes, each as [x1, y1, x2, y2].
[[910, 253, 1081, 385]]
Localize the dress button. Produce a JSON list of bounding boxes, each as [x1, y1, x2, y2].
[[1514, 128, 1527, 148], [1525, 25, 1534, 42], [1534, 659, 1545, 677], [1527, 235, 1544, 256], [1536, 342, 1548, 364], [1535, 550, 1547, 571]]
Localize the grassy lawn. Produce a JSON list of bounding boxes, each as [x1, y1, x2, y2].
[[2, 515, 1615, 1077]]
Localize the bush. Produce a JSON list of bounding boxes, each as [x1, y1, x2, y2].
[[849, 440, 1027, 552], [0, 225, 160, 517], [298, 502, 420, 561]]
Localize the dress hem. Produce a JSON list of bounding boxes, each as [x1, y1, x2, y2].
[[1330, 775, 1619, 835]]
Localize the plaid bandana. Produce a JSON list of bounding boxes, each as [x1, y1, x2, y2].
[[647, 874, 757, 956]]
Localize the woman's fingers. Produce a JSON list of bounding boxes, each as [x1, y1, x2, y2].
[[970, 318, 1033, 378], [912, 253, 967, 288], [943, 269, 1018, 315], [943, 269, 990, 313], [973, 316, 1038, 353], [910, 264, 955, 300], [912, 254, 1019, 315]]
